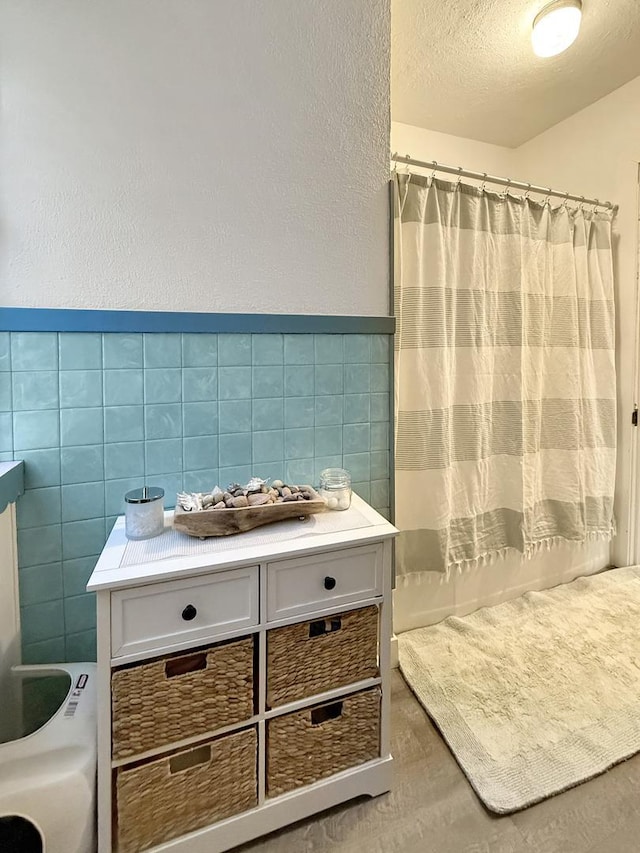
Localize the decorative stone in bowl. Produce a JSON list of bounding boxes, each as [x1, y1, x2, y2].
[[173, 481, 327, 538]]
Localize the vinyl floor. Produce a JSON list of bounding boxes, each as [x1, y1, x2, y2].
[[238, 670, 640, 853]]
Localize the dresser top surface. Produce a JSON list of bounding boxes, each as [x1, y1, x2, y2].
[[87, 495, 397, 591]]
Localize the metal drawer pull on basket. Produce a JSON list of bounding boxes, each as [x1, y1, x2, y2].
[[165, 652, 207, 678], [311, 702, 343, 725], [309, 617, 342, 638], [169, 744, 211, 774]]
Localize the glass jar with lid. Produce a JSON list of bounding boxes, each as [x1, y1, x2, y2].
[[124, 486, 165, 540], [319, 468, 351, 511]]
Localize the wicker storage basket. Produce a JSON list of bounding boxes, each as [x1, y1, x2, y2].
[[112, 636, 254, 760], [266, 687, 381, 798], [266, 605, 378, 708], [116, 727, 257, 853]]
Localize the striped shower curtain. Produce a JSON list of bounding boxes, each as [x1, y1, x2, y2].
[[394, 173, 616, 578]]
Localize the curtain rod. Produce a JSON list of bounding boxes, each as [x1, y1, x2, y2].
[[391, 153, 616, 211]]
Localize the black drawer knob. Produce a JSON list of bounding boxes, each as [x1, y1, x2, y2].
[[181, 604, 197, 621], [323, 576, 337, 591]]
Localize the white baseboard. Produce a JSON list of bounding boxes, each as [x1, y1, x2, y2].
[[390, 634, 398, 669]]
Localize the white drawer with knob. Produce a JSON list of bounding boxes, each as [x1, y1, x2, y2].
[[110, 566, 259, 658], [266, 544, 382, 622]]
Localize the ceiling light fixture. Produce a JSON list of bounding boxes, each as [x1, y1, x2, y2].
[[532, 0, 582, 58]]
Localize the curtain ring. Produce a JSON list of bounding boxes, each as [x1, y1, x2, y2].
[[430, 161, 438, 181], [524, 183, 531, 201], [578, 195, 585, 211], [480, 173, 488, 192], [544, 187, 552, 206], [456, 166, 463, 188], [562, 191, 569, 208], [502, 178, 511, 199]]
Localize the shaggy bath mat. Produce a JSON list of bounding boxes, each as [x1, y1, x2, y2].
[[398, 566, 640, 814]]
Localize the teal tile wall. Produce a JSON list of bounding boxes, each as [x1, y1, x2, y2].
[[0, 331, 391, 665]]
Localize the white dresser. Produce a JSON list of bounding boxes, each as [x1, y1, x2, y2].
[[88, 495, 397, 853]]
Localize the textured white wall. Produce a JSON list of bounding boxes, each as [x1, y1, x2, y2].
[[391, 122, 517, 179], [517, 75, 640, 567], [2, 0, 390, 315]]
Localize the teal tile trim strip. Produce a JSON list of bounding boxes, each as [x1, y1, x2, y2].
[[0, 461, 24, 513], [3, 308, 395, 336]]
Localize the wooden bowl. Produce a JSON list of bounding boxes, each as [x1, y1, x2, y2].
[[173, 486, 327, 538]]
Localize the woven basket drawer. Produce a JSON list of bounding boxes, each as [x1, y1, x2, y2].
[[116, 727, 257, 853], [267, 605, 378, 708], [266, 688, 381, 798], [112, 636, 254, 760]]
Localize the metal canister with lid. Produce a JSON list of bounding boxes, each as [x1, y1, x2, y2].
[[124, 486, 165, 540]]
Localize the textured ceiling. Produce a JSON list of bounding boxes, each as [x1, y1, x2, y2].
[[392, 0, 640, 147]]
